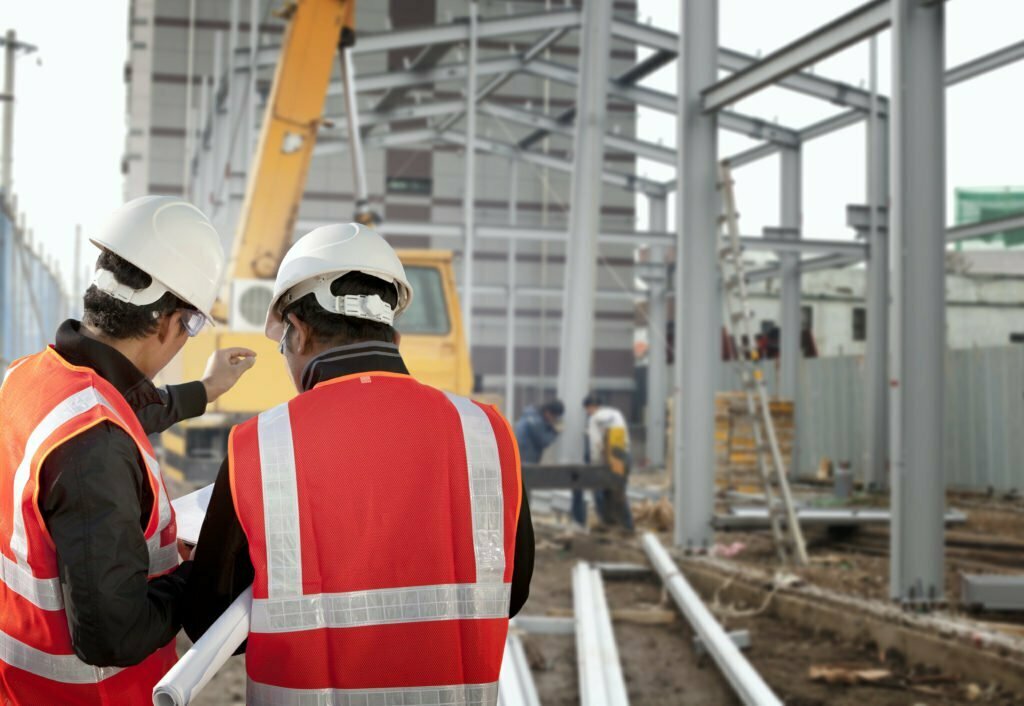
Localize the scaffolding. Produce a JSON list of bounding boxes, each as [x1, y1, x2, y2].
[[181, 0, 1024, 606]]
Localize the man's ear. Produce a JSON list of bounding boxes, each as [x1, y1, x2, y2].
[[156, 310, 178, 344], [286, 313, 311, 354]]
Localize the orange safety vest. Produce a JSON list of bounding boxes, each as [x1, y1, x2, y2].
[[0, 347, 179, 706], [229, 371, 522, 705]]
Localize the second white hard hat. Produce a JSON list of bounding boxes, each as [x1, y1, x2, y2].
[[89, 196, 226, 321], [264, 223, 414, 340]]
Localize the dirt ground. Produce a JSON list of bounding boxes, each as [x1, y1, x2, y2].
[[168, 476, 1024, 705]]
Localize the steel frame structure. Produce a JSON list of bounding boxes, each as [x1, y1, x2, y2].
[[187, 0, 1024, 606]]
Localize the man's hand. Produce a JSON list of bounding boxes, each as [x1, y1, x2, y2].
[[201, 348, 257, 404]]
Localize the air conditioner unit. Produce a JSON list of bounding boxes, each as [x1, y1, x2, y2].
[[230, 279, 275, 332]]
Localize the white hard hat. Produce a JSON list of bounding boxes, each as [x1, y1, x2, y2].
[[265, 223, 413, 340], [88, 196, 225, 322]]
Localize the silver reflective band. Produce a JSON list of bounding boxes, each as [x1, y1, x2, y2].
[[0, 552, 63, 611], [0, 629, 122, 684], [147, 537, 180, 576], [257, 403, 303, 598], [10, 388, 113, 565], [92, 268, 169, 306], [247, 680, 499, 706], [444, 394, 505, 584], [250, 583, 512, 633]]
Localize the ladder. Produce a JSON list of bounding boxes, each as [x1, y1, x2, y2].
[[717, 163, 809, 567]]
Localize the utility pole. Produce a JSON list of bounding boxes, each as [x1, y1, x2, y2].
[[1, 30, 38, 203]]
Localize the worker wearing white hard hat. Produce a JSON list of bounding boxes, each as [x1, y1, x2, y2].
[[184, 224, 534, 703], [0, 196, 257, 706]]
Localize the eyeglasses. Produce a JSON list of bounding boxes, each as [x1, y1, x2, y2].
[[278, 323, 291, 355], [179, 309, 206, 337]]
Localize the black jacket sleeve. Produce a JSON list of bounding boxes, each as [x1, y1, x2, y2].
[[182, 458, 253, 651], [40, 424, 191, 667], [136, 381, 207, 435], [184, 463, 536, 646]]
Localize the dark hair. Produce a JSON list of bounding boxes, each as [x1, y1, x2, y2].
[[83, 250, 191, 339], [542, 399, 565, 418], [583, 394, 602, 408], [281, 271, 399, 347]]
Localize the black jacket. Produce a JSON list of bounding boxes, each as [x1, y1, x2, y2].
[[34, 320, 208, 667], [183, 342, 535, 646]]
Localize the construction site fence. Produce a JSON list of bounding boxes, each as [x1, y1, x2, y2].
[[718, 347, 1024, 492], [0, 206, 69, 370]]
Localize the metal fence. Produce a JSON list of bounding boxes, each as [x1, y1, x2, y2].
[[0, 205, 68, 369], [718, 348, 1024, 491]]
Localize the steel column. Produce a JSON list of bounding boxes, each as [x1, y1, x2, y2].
[[340, 48, 370, 217], [505, 159, 518, 420], [889, 0, 946, 606], [460, 3, 479, 349], [674, 0, 718, 549], [2, 30, 15, 199], [779, 147, 801, 477], [864, 36, 890, 491], [247, 0, 259, 162], [646, 196, 669, 469], [556, 0, 613, 463]]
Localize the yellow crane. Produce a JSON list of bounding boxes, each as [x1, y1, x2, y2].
[[161, 0, 473, 482]]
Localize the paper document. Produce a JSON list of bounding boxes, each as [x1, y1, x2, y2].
[[153, 586, 252, 706], [171, 483, 214, 545]]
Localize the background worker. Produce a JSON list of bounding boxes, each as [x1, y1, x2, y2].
[[514, 399, 565, 463], [184, 223, 533, 705], [572, 394, 635, 532], [0, 196, 255, 706]]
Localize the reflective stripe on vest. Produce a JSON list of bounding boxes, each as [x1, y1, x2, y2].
[[247, 679, 499, 706], [0, 551, 62, 611], [249, 392, 510, 635], [0, 629, 121, 684]]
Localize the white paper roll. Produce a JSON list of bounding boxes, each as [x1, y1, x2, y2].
[[153, 586, 253, 706]]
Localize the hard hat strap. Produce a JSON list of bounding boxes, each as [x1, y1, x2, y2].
[[281, 274, 397, 325], [91, 268, 169, 307]]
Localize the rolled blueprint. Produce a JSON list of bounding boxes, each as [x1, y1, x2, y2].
[[152, 586, 252, 706]]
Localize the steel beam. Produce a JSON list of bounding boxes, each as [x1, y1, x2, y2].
[[498, 633, 542, 706], [609, 18, 884, 113], [557, 0, 612, 464], [864, 36, 890, 492], [478, 101, 677, 165], [573, 563, 630, 706], [889, 0, 946, 607], [947, 211, 1024, 243], [960, 575, 1024, 612], [339, 55, 523, 95], [368, 43, 453, 119], [460, 4, 479, 349], [505, 159, 518, 420], [778, 148, 801, 480], [325, 100, 464, 131], [646, 197, 669, 470], [313, 128, 437, 155], [675, 0, 719, 551], [946, 38, 1024, 86], [437, 131, 667, 196], [436, 27, 569, 135], [642, 535, 782, 706], [714, 507, 967, 529], [702, 0, 890, 112]]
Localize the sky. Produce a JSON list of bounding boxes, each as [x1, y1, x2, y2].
[[3, 0, 1023, 291]]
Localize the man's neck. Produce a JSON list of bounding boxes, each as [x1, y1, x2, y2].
[[80, 322, 150, 378]]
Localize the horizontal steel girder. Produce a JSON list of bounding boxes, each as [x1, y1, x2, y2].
[[702, 0, 891, 112]]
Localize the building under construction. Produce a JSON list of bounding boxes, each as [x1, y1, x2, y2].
[[2, 0, 1024, 704]]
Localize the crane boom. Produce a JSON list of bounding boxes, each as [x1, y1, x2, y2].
[[225, 0, 356, 291]]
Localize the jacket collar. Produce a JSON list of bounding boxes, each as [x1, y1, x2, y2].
[[54, 319, 163, 411], [301, 341, 410, 392]]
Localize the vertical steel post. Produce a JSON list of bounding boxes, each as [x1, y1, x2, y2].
[[340, 47, 370, 217], [674, 0, 719, 549], [248, 0, 259, 162], [196, 74, 210, 206], [2, 30, 15, 200], [217, 0, 240, 216], [505, 159, 519, 419], [779, 146, 802, 477], [182, 0, 197, 197], [646, 196, 669, 469], [460, 2, 479, 350], [864, 35, 890, 491], [890, 0, 946, 606], [556, 0, 613, 463]]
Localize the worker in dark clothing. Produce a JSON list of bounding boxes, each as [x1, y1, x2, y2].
[[514, 399, 564, 463], [184, 225, 534, 701], [0, 197, 255, 706]]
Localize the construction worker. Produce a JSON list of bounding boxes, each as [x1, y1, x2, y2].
[[514, 399, 565, 463], [0, 196, 256, 705], [184, 223, 534, 704], [572, 394, 635, 531]]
